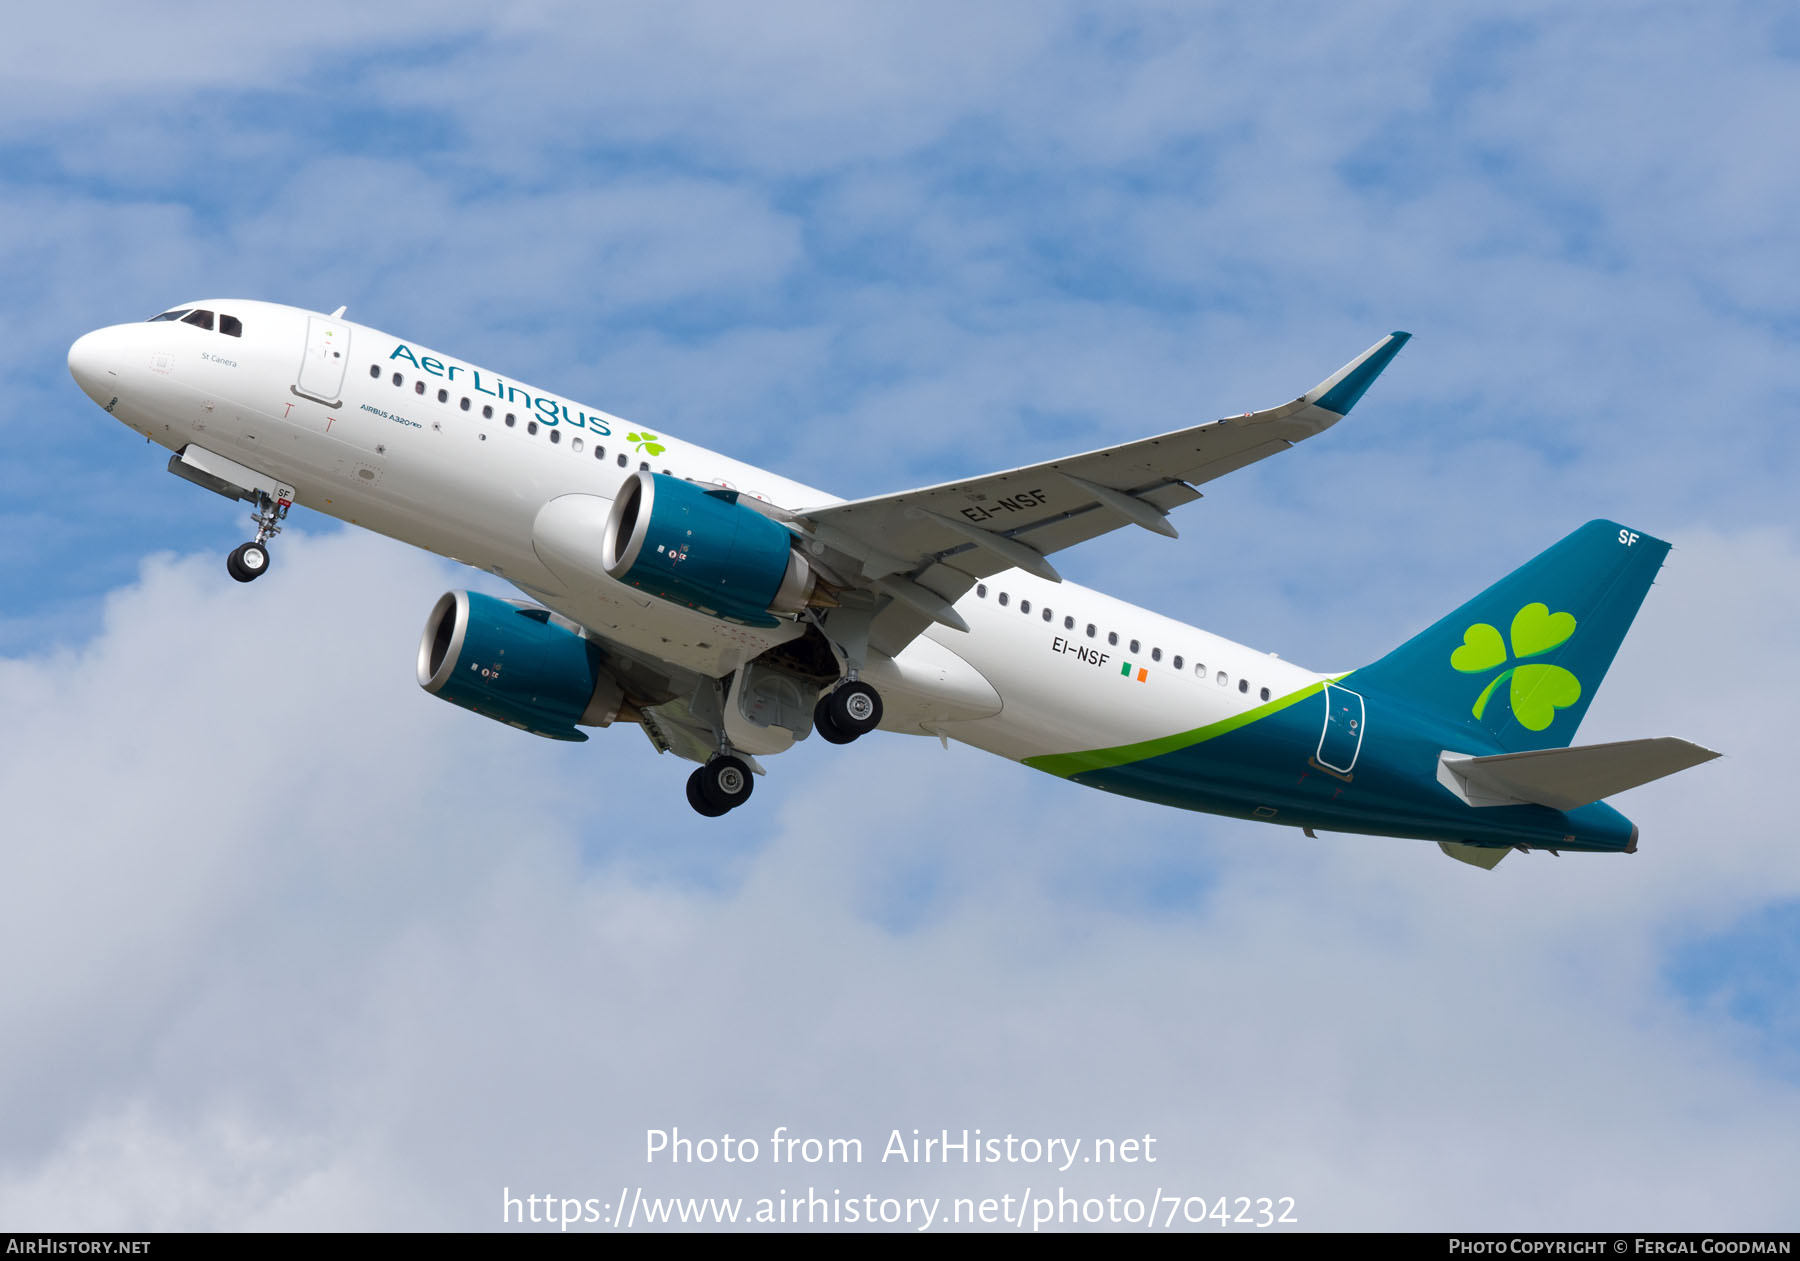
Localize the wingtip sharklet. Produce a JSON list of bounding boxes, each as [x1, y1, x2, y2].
[[1307, 330, 1411, 416]]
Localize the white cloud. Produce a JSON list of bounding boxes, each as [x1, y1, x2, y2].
[[0, 520, 1793, 1231]]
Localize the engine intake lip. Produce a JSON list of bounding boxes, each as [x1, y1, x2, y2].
[[601, 470, 653, 578], [417, 590, 470, 693]]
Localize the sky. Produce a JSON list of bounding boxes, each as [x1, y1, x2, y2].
[[1, 0, 1796, 1233]]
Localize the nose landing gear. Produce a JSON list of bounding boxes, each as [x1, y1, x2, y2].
[[226, 490, 290, 584], [226, 541, 270, 583]]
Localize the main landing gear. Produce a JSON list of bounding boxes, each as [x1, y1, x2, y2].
[[681, 597, 888, 817], [686, 755, 755, 817], [226, 491, 290, 583], [803, 599, 884, 746], [812, 680, 883, 745], [683, 681, 885, 817]]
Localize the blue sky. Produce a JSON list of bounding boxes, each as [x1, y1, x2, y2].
[[1, 1, 1796, 1230]]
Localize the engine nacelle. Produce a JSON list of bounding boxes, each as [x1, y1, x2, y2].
[[600, 471, 815, 627], [417, 590, 624, 741]]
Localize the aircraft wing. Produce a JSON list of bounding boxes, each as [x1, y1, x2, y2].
[[794, 332, 1410, 655]]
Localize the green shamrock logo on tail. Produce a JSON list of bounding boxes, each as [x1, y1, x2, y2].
[[1451, 603, 1581, 731]]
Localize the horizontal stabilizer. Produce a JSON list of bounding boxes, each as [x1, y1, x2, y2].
[[1439, 738, 1720, 812]]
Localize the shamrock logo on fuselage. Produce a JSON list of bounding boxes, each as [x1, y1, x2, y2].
[[627, 431, 667, 456], [1450, 603, 1581, 732]]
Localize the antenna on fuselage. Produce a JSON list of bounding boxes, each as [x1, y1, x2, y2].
[[329, 305, 347, 318]]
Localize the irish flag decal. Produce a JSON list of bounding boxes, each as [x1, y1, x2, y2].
[[1120, 662, 1148, 683]]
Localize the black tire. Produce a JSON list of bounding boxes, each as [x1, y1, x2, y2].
[[700, 755, 754, 812], [686, 768, 729, 817], [827, 681, 882, 738], [812, 696, 855, 744], [228, 542, 268, 583]]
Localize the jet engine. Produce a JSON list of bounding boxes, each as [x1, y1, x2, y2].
[[417, 590, 625, 741], [600, 471, 818, 627]]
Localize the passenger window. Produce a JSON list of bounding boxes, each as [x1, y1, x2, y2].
[[572, 437, 583, 453], [550, 429, 561, 444], [595, 446, 606, 461], [1020, 600, 1031, 614], [181, 310, 214, 330], [998, 593, 1009, 607], [219, 315, 243, 337], [460, 397, 470, 411], [1064, 616, 1074, 630], [1239, 679, 1249, 694], [528, 421, 539, 435], [505, 413, 516, 427], [1129, 640, 1140, 654], [392, 373, 403, 386], [482, 404, 493, 419], [617, 454, 627, 467], [437, 388, 448, 403], [976, 584, 987, 598], [1086, 623, 1096, 638], [1107, 631, 1118, 646], [640, 461, 649, 471], [1260, 687, 1271, 701], [415, 381, 425, 395], [1042, 608, 1053, 622], [369, 364, 380, 379], [1151, 647, 1162, 662], [1217, 671, 1228, 686], [1194, 662, 1205, 678], [1173, 655, 1183, 670]]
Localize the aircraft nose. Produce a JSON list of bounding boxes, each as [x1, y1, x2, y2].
[[68, 328, 113, 399]]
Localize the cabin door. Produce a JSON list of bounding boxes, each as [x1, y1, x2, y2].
[[294, 315, 351, 404], [1316, 683, 1365, 776]]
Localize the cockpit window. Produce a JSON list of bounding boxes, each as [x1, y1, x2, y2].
[[147, 309, 191, 322], [181, 309, 214, 330], [219, 314, 242, 337]]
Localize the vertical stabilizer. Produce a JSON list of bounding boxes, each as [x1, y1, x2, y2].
[[1353, 521, 1668, 751]]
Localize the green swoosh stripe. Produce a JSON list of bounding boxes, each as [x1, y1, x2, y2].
[[1024, 680, 1327, 779]]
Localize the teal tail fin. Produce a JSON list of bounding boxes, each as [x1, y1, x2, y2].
[[1353, 520, 1669, 751]]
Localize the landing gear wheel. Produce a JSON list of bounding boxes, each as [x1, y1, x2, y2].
[[812, 696, 855, 745], [227, 542, 269, 584], [686, 768, 730, 817], [698, 755, 754, 813], [826, 681, 883, 739]]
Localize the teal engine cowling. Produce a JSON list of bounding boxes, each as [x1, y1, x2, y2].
[[416, 590, 625, 741], [600, 471, 817, 627]]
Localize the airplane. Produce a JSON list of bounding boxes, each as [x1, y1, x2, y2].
[[67, 301, 1718, 867]]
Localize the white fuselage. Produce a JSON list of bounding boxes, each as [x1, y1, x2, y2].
[[69, 300, 1324, 765]]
